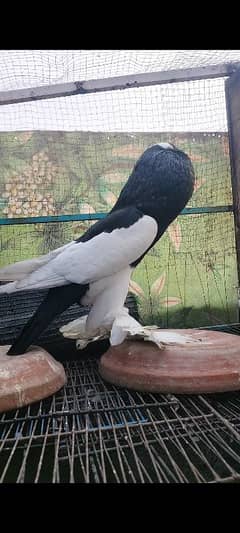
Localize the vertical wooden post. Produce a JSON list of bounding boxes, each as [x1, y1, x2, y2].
[[225, 69, 240, 315]]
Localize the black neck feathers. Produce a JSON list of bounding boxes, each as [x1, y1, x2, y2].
[[112, 145, 195, 227]]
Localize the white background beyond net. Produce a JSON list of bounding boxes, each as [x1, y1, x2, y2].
[[0, 50, 239, 132]]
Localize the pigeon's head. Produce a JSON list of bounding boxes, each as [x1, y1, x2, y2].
[[134, 142, 192, 169], [155, 142, 176, 150], [113, 142, 195, 225], [133, 141, 194, 194]]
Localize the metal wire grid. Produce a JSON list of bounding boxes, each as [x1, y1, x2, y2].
[[0, 287, 138, 347], [1, 356, 240, 483]]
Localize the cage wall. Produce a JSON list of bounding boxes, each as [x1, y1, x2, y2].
[[0, 76, 238, 328]]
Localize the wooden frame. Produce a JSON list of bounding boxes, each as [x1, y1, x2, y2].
[[0, 62, 239, 106], [225, 69, 240, 307]]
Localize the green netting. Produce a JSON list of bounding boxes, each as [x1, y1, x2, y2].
[[131, 212, 238, 327], [0, 212, 238, 328], [0, 130, 233, 218]]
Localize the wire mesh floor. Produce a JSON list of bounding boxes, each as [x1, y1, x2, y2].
[[2, 356, 240, 483]]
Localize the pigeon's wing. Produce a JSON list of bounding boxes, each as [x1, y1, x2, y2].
[[0, 208, 158, 293], [0, 242, 74, 281], [54, 209, 157, 284]]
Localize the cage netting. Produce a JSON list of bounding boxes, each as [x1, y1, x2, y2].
[[1, 50, 240, 329]]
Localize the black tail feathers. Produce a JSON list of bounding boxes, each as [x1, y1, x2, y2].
[[7, 283, 88, 356]]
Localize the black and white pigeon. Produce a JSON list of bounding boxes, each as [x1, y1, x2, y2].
[[0, 143, 195, 355]]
